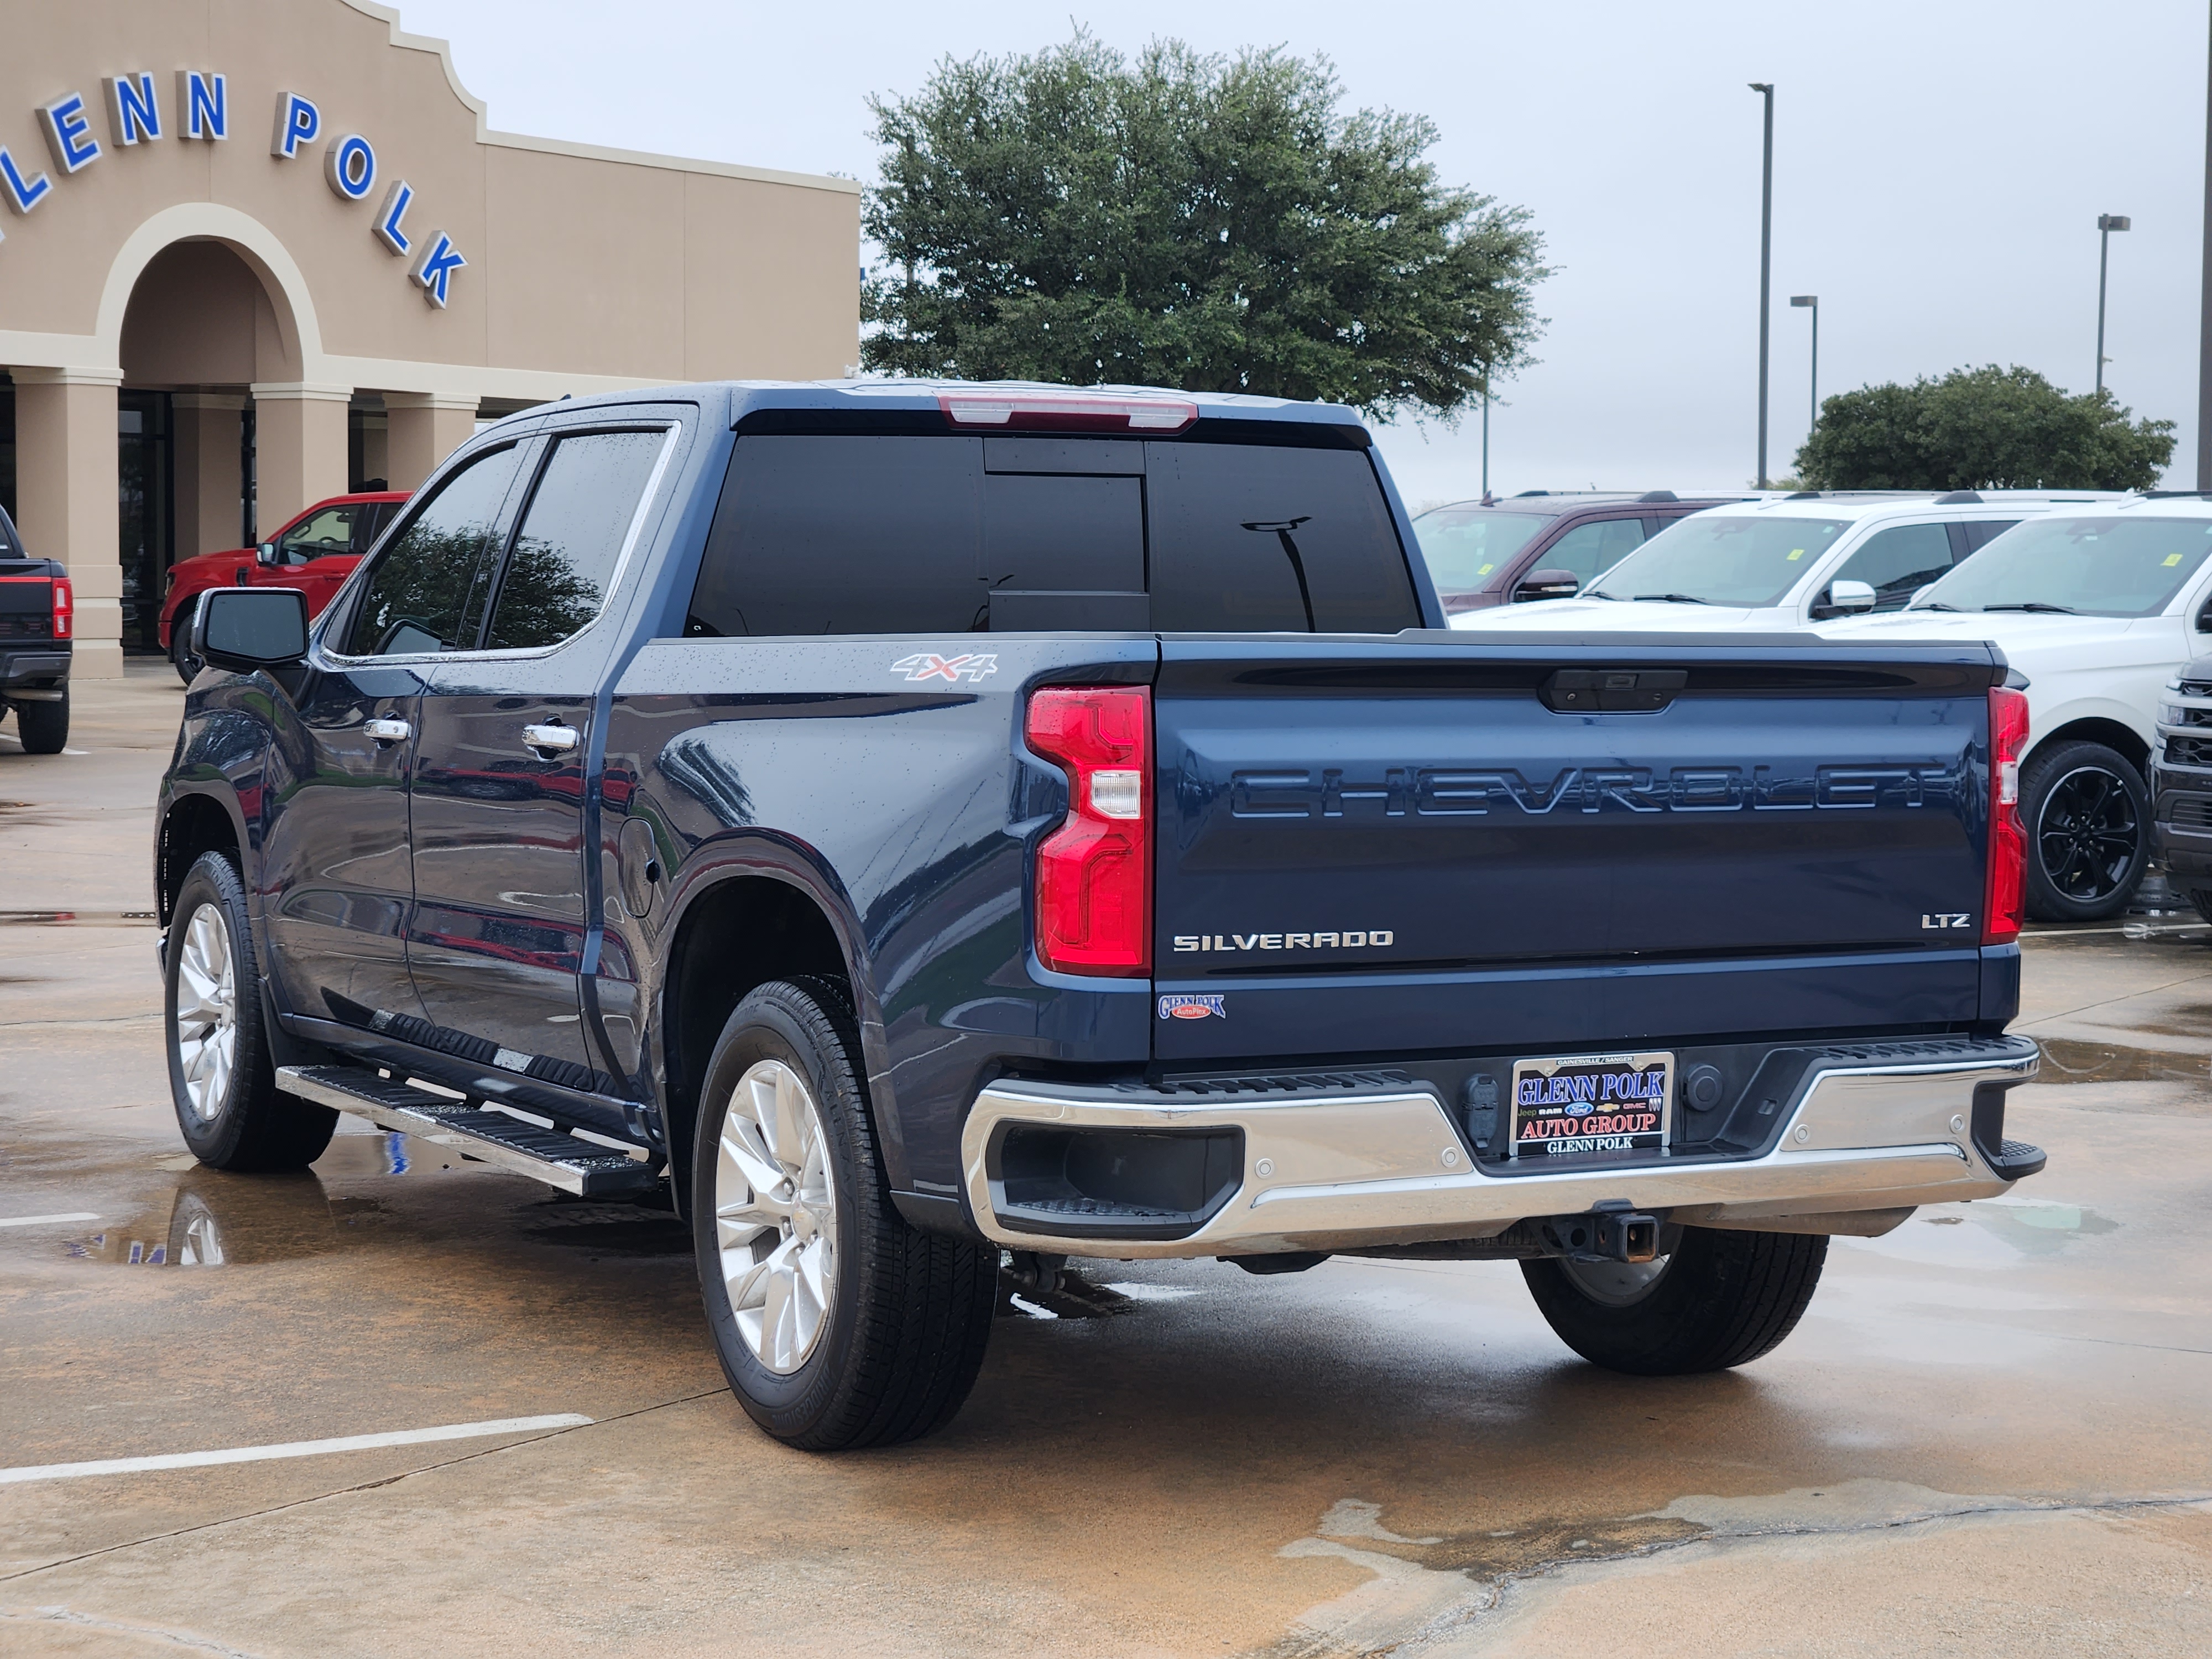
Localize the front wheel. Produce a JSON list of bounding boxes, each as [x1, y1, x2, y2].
[[691, 979, 996, 1449], [171, 623, 203, 685], [165, 852, 336, 1170], [13, 692, 67, 754], [2022, 740, 2148, 922], [1521, 1226, 1827, 1374]]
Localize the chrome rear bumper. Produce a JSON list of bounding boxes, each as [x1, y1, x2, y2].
[[959, 1042, 2039, 1259]]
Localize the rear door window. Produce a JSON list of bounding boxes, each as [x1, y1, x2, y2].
[[1537, 516, 1647, 588], [688, 436, 983, 636], [484, 429, 667, 651], [1830, 522, 1956, 611], [343, 445, 525, 657], [1146, 444, 1418, 632], [1960, 519, 2022, 554]]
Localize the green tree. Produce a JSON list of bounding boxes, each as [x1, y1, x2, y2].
[[860, 34, 1549, 421], [1794, 364, 2175, 491]]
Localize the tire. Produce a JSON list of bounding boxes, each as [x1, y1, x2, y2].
[[2192, 890, 2212, 928], [171, 623, 203, 685], [165, 852, 337, 1171], [14, 692, 67, 754], [2022, 740, 2148, 922], [1521, 1225, 1827, 1375], [690, 978, 996, 1450]]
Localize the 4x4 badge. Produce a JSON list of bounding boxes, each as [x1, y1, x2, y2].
[[891, 652, 998, 684]]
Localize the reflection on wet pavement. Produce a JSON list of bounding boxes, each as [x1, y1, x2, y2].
[[0, 911, 159, 926], [2031, 1037, 2211, 1086]]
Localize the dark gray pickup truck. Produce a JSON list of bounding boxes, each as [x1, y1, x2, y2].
[[156, 380, 2043, 1449], [1, 503, 71, 754]]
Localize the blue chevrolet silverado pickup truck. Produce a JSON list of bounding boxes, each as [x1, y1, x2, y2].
[[155, 380, 2044, 1449]]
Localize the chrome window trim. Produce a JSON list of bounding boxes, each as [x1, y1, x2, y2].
[[318, 418, 684, 669]]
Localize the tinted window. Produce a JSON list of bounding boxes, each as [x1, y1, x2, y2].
[[354, 500, 402, 554], [344, 446, 524, 656], [1411, 507, 1547, 593], [1539, 517, 1647, 588], [1831, 522, 1954, 611], [1147, 445, 1418, 632], [689, 436, 982, 636], [1919, 516, 2212, 618], [1960, 518, 2021, 554], [1588, 515, 1850, 607], [485, 430, 666, 651], [281, 505, 357, 559]]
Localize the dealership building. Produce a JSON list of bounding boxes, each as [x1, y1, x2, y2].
[[0, 0, 860, 675]]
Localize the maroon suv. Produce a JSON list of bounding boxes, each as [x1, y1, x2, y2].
[[1414, 491, 1751, 614]]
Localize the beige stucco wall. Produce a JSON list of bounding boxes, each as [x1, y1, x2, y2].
[[0, 0, 859, 676], [0, 0, 860, 394]]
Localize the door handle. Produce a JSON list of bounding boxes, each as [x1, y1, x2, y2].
[[521, 723, 580, 754], [364, 718, 411, 744]]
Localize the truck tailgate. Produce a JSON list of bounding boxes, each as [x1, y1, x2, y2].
[[1151, 634, 2003, 1061]]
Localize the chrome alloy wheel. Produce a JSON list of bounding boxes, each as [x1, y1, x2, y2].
[[1559, 1252, 1673, 1308], [713, 1058, 839, 1374], [174, 902, 238, 1123]]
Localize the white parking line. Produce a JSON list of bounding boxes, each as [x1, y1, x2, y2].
[[0, 1413, 594, 1485], [0, 1212, 100, 1229]]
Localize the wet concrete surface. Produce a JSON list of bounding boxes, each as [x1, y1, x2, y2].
[[2, 667, 2208, 1656]]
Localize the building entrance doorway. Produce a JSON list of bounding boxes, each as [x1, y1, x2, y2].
[[118, 390, 173, 652]]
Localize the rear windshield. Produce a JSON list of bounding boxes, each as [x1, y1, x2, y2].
[[685, 434, 1421, 637], [1586, 515, 1849, 607], [1411, 507, 1547, 592], [1917, 516, 2212, 618]]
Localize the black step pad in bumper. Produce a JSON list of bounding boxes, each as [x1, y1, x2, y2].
[[278, 1065, 661, 1197]]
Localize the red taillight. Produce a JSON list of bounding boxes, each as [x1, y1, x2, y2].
[[1025, 685, 1152, 976], [50, 577, 72, 640], [938, 389, 1197, 434], [1984, 686, 2030, 945]]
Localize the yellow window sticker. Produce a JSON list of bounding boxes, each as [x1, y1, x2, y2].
[[1477, 563, 1494, 575], [2164, 552, 2184, 567], [1787, 548, 1806, 560]]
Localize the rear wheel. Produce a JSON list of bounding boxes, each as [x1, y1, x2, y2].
[[2022, 740, 2148, 922], [14, 693, 67, 754], [1521, 1226, 1827, 1374], [691, 979, 997, 1449], [2192, 890, 2212, 928], [164, 852, 336, 1170]]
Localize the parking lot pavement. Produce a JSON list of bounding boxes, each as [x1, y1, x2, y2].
[[2, 670, 2207, 1658]]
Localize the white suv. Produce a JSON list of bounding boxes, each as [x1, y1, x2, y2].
[[1818, 496, 2212, 921], [1448, 491, 2120, 633]]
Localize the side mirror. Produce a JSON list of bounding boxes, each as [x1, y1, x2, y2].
[[1827, 578, 1877, 614], [255, 540, 281, 567], [195, 587, 310, 672], [1514, 567, 1581, 603]]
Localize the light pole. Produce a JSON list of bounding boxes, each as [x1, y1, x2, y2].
[[1750, 83, 1775, 487], [1480, 361, 1490, 499], [1791, 295, 1818, 432], [2096, 213, 2130, 396]]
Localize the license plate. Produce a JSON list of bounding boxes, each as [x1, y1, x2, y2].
[[1508, 1050, 1672, 1159]]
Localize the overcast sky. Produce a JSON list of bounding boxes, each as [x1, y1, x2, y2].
[[399, 0, 2209, 508]]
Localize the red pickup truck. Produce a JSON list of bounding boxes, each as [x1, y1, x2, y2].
[[160, 491, 408, 681]]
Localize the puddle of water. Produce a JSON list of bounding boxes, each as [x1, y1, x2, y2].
[[2032, 1037, 2210, 1086], [53, 1130, 525, 1268], [62, 1170, 359, 1267], [995, 1267, 1142, 1319], [1959, 1196, 2121, 1256]]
